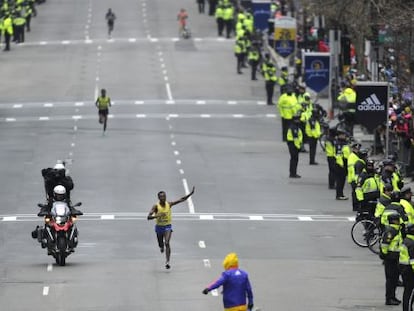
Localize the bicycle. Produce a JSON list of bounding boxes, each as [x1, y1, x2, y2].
[[351, 207, 381, 250]]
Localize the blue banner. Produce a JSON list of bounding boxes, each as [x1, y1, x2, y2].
[[252, 0, 271, 32], [304, 53, 330, 93]]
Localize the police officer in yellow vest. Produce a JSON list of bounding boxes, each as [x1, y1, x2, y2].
[[355, 160, 380, 214], [3, 13, 13, 51], [147, 187, 195, 269], [244, 10, 254, 34], [234, 37, 245, 74], [278, 86, 298, 141], [375, 183, 393, 220], [337, 84, 357, 136], [400, 187, 414, 224], [247, 45, 260, 81], [278, 66, 289, 94], [287, 114, 303, 178], [334, 130, 350, 200], [261, 54, 277, 106], [215, 3, 224, 36], [13, 12, 25, 43], [347, 143, 362, 210], [325, 127, 336, 189], [399, 223, 414, 311], [24, 3, 32, 32], [222, 3, 234, 39], [380, 213, 402, 306], [305, 108, 321, 165]]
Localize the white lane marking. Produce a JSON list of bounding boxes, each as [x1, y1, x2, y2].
[[200, 215, 213, 220], [266, 114, 277, 118], [165, 83, 173, 101], [179, 169, 184, 174], [39, 41, 47, 45], [233, 114, 244, 118], [249, 215, 264, 220], [348, 217, 355, 222], [72, 115, 82, 120], [44, 103, 54, 107], [228, 101, 237, 105], [164, 76, 169, 82], [200, 114, 211, 118], [71, 143, 75, 147], [101, 215, 115, 220], [85, 39, 92, 44], [74, 126, 78, 131], [168, 114, 178, 118], [135, 101, 144, 105], [75, 102, 84, 106], [150, 38, 159, 42], [176, 159, 181, 165], [61, 40, 71, 44], [136, 114, 147, 118], [39, 117, 49, 121], [196, 100, 206, 105], [166, 100, 175, 105], [203, 259, 211, 268], [183, 179, 195, 214], [171, 38, 179, 42], [108, 114, 114, 119], [198, 241, 206, 248], [13, 104, 22, 108], [47, 264, 53, 272], [3, 216, 17, 221], [298, 216, 313, 221], [128, 38, 137, 42], [211, 289, 218, 296], [6, 118, 16, 122], [43, 286, 49, 296], [174, 150, 180, 156], [257, 101, 266, 105], [194, 38, 202, 42]]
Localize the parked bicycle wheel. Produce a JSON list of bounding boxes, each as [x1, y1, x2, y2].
[[351, 219, 378, 247]]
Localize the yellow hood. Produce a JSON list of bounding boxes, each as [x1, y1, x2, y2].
[[222, 252, 239, 270]]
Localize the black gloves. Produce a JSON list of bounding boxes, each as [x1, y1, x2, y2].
[[248, 304, 254, 310], [202, 288, 209, 295]]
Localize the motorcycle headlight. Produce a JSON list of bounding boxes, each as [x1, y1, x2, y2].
[[45, 217, 51, 223], [71, 216, 77, 223]]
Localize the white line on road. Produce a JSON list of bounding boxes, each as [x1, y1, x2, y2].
[[249, 215, 264, 220], [75, 102, 84, 106], [43, 286, 49, 296], [101, 215, 115, 220], [44, 103, 54, 107], [198, 241, 206, 248], [171, 141, 176, 146], [39, 117, 49, 121], [5, 118, 16, 122], [200, 114, 211, 118], [233, 114, 244, 118], [47, 264, 53, 272], [174, 150, 179, 156], [3, 216, 17, 221], [13, 104, 22, 108], [298, 216, 313, 221], [200, 215, 213, 220], [176, 159, 181, 165], [182, 178, 195, 213], [196, 100, 206, 105], [203, 259, 211, 267], [165, 83, 173, 101], [136, 114, 147, 118], [179, 169, 184, 174], [228, 101, 237, 105]]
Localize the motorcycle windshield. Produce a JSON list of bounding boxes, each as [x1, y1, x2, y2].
[[54, 202, 68, 216]]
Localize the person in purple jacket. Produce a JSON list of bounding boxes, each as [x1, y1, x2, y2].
[[202, 252, 254, 311]]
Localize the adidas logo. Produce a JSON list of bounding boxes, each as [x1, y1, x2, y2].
[[357, 93, 385, 111]]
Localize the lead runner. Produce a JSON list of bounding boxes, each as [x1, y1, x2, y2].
[[147, 186, 195, 269]]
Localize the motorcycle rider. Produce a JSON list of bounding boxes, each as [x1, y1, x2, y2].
[[42, 161, 73, 202], [38, 185, 82, 216]]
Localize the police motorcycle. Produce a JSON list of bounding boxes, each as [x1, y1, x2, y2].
[[32, 186, 82, 266]]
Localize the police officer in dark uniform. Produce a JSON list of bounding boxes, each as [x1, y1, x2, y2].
[[380, 213, 402, 306]]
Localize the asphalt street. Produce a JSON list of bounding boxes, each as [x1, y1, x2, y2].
[[0, 0, 401, 310]]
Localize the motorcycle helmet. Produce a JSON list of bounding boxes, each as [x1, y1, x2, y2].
[[53, 185, 66, 201]]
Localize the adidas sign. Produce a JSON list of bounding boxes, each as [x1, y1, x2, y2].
[[357, 93, 385, 111]]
